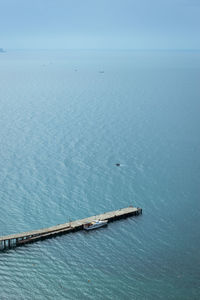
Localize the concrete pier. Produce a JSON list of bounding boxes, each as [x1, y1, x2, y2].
[[0, 206, 142, 250]]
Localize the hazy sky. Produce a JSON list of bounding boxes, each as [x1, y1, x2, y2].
[[0, 0, 199, 49]]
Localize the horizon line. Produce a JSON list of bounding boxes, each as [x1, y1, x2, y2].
[[3, 48, 200, 52]]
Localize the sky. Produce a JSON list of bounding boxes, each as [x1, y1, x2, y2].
[[0, 0, 199, 50]]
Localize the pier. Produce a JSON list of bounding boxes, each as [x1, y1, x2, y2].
[[0, 206, 142, 250]]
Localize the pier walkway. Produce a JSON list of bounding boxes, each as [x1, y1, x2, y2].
[[0, 206, 142, 250]]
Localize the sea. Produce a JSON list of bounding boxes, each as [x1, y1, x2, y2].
[[0, 49, 199, 299]]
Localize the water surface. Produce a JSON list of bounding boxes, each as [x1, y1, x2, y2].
[[0, 50, 200, 299]]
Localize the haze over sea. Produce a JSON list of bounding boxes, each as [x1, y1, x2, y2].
[[0, 50, 200, 299]]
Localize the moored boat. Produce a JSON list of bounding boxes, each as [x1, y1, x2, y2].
[[83, 220, 108, 230]]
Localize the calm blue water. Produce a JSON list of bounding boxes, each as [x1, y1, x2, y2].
[[0, 50, 200, 299]]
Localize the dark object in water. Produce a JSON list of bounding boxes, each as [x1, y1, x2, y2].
[[116, 163, 120, 166]]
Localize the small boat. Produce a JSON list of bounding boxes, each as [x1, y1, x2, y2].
[[116, 163, 120, 166], [83, 220, 108, 230]]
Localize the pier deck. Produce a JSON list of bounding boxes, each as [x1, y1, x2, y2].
[[0, 206, 142, 250]]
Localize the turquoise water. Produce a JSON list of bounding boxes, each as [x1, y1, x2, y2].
[[0, 50, 200, 299]]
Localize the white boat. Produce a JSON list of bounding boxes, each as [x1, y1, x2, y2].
[[83, 220, 108, 230]]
